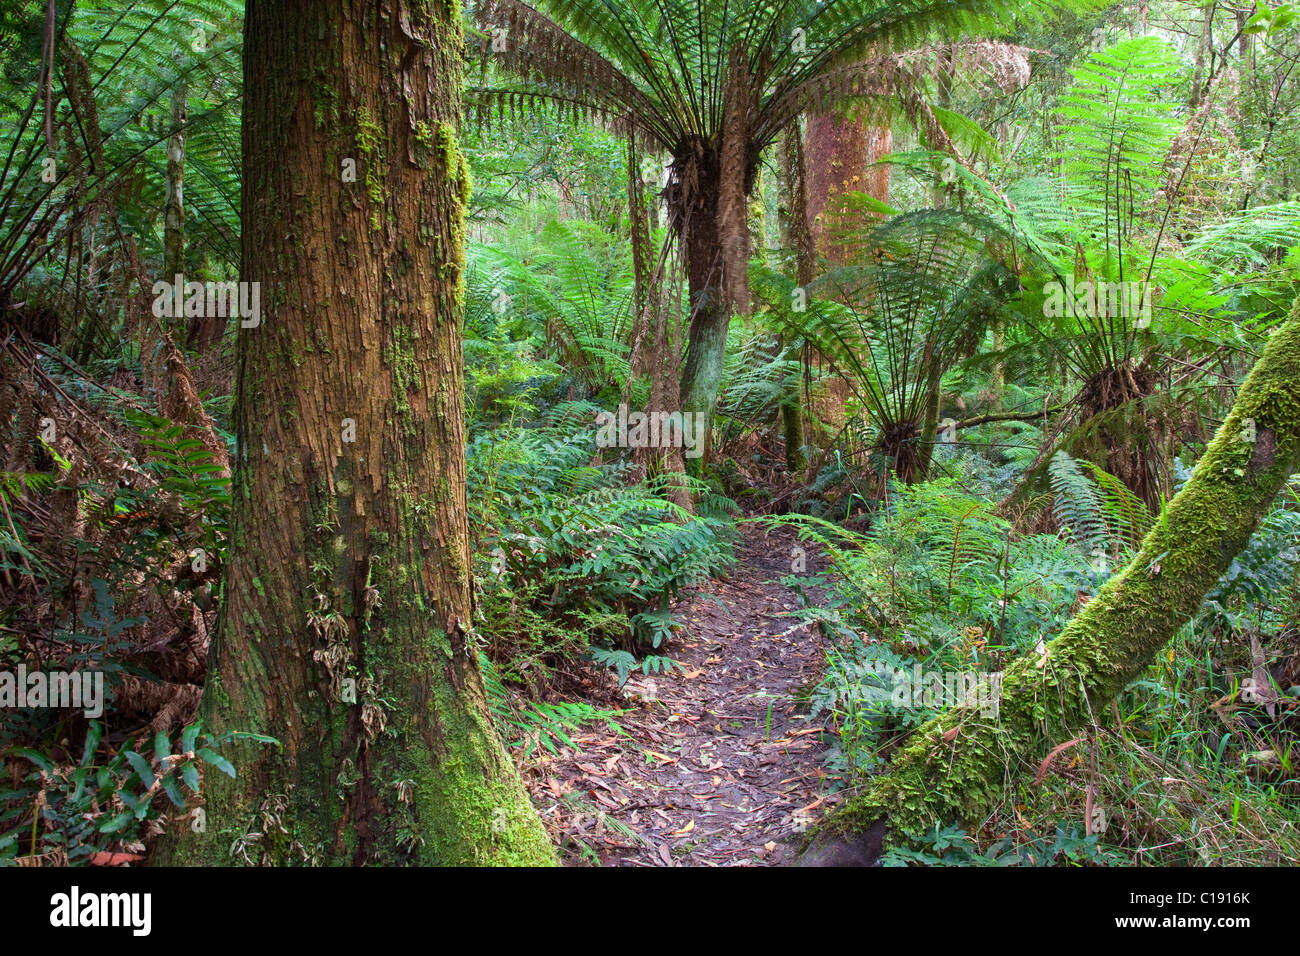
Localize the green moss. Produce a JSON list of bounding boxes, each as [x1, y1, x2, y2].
[[384, 322, 419, 430], [312, 79, 339, 132], [354, 105, 386, 231], [434, 122, 471, 288]]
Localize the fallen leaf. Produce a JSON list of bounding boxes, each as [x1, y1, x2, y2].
[[795, 796, 824, 815], [670, 819, 695, 836], [88, 851, 143, 866]]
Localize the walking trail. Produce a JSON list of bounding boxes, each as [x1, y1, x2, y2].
[[521, 523, 845, 866]]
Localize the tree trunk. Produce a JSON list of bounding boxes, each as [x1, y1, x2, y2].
[[1190, 1, 1215, 108], [676, 145, 727, 469], [988, 316, 1005, 412], [163, 82, 187, 342], [803, 113, 891, 444], [804, 112, 891, 266], [911, 372, 942, 483], [153, 0, 554, 866], [163, 83, 186, 285], [777, 128, 815, 475], [801, 295, 1300, 865]]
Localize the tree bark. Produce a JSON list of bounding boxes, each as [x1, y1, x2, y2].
[[802, 113, 891, 446], [911, 371, 942, 483], [1190, 1, 1216, 108], [801, 295, 1300, 865], [777, 128, 816, 475], [677, 147, 727, 469], [804, 112, 891, 266], [153, 0, 554, 866], [988, 316, 1005, 412]]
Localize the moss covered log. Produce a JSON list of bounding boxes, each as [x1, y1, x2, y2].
[[801, 296, 1300, 865], [151, 0, 555, 866]]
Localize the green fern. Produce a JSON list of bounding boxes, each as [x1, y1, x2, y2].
[[1048, 450, 1150, 561]]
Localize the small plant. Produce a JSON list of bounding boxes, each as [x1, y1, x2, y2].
[[0, 721, 276, 865], [481, 654, 624, 757], [882, 823, 1126, 867]]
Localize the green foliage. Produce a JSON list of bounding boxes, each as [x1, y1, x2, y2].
[[1199, 473, 1300, 629], [464, 115, 626, 229], [463, 220, 644, 430], [0, 0, 244, 358], [469, 402, 737, 684], [788, 449, 1300, 863], [121, 408, 231, 563], [772, 463, 1094, 782], [1049, 449, 1151, 560], [469, 0, 1086, 157], [0, 720, 275, 864], [1055, 36, 1182, 247], [882, 822, 1125, 866], [480, 653, 625, 757], [754, 209, 1024, 481], [1186, 201, 1300, 271], [588, 646, 682, 688]]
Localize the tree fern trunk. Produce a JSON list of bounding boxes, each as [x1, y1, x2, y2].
[[163, 83, 186, 341], [677, 143, 726, 471]]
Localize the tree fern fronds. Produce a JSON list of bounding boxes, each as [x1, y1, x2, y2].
[[1048, 449, 1149, 559]]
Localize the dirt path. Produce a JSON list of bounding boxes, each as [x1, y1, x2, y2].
[[522, 523, 843, 866]]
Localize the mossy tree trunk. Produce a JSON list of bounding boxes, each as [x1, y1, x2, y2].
[[153, 0, 554, 866], [677, 149, 727, 472], [802, 297, 1300, 864]]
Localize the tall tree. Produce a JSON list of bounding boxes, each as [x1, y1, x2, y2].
[[801, 294, 1300, 865], [798, 111, 893, 463], [155, 0, 554, 866]]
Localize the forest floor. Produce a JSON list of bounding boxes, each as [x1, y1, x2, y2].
[[521, 523, 846, 866]]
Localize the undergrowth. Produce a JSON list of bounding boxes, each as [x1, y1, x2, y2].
[[778, 454, 1300, 865]]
